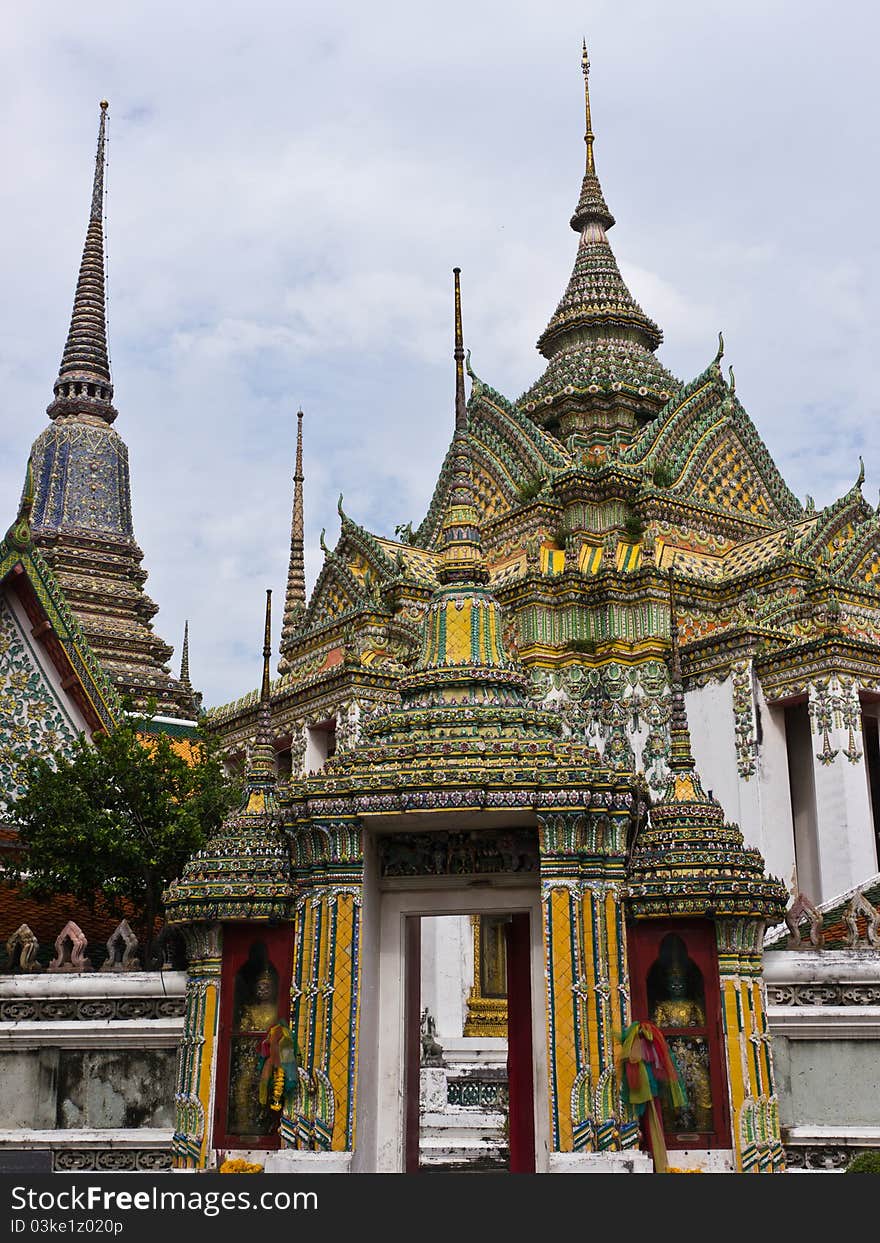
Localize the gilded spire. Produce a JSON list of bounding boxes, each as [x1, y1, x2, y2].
[[454, 267, 466, 431], [47, 101, 117, 424], [582, 39, 595, 176], [570, 42, 614, 234], [667, 570, 695, 773], [279, 410, 306, 671]]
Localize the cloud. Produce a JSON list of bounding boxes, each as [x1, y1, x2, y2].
[[2, 1, 880, 705]]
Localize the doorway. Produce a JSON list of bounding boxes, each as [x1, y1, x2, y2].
[[357, 884, 547, 1173]]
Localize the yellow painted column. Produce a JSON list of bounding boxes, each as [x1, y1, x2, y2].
[[715, 918, 784, 1174], [283, 822, 364, 1153], [538, 808, 632, 1154], [172, 923, 222, 1170]]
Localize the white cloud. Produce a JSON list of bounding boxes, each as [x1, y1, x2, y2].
[[2, 1, 880, 704]]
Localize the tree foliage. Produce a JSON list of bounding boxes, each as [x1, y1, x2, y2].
[[9, 712, 239, 957]]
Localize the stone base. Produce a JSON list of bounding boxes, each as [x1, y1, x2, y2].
[[665, 1149, 735, 1173], [263, 1150, 353, 1174], [548, 1151, 653, 1174]]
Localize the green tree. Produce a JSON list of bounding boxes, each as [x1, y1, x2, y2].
[[9, 712, 238, 962]]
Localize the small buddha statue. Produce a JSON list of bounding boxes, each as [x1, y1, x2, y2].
[[651, 960, 712, 1133], [237, 967, 279, 1031], [226, 965, 280, 1137], [651, 963, 705, 1029]]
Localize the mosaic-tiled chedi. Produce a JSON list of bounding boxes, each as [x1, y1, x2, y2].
[[210, 43, 880, 917], [22, 103, 195, 719]]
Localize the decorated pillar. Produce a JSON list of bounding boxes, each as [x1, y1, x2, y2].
[[808, 676, 878, 899], [171, 924, 222, 1169], [714, 919, 784, 1173], [538, 800, 638, 1159], [282, 818, 363, 1154]]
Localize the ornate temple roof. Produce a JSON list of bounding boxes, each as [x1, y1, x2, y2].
[[25, 103, 197, 720], [165, 592, 294, 925]]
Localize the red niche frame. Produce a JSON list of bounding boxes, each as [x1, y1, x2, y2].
[[213, 923, 295, 1151], [627, 919, 731, 1151]]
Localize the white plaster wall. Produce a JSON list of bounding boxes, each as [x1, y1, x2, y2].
[[303, 724, 333, 774], [752, 691, 797, 888], [685, 680, 739, 816], [809, 684, 878, 901], [785, 702, 822, 900], [419, 915, 472, 1040]]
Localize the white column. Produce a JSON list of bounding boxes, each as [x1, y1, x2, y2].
[[808, 677, 879, 900]]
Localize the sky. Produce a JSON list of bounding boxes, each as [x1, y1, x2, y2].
[[2, 1, 879, 708]]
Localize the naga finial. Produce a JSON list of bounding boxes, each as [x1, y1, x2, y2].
[[337, 493, 346, 521], [319, 528, 330, 555], [715, 331, 724, 363], [728, 365, 736, 396], [582, 39, 595, 175], [857, 456, 865, 489]]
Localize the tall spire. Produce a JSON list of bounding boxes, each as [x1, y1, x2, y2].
[[179, 621, 191, 686], [582, 39, 595, 176], [454, 267, 466, 431], [438, 269, 486, 587], [667, 570, 696, 773], [279, 411, 306, 672], [570, 42, 615, 234], [246, 589, 277, 788], [47, 101, 117, 424], [261, 588, 272, 705]]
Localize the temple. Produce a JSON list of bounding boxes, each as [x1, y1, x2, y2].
[[3, 45, 880, 1176], [162, 44, 880, 1174]]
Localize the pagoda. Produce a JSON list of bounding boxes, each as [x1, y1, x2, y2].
[[23, 103, 196, 720]]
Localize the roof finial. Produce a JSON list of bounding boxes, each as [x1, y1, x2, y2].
[[47, 101, 117, 424], [438, 270, 485, 587], [857, 456, 865, 490], [667, 568, 696, 772], [453, 268, 466, 431], [582, 39, 595, 176], [261, 588, 272, 705], [241, 589, 277, 789], [568, 43, 615, 235], [278, 410, 306, 672], [179, 620, 191, 685]]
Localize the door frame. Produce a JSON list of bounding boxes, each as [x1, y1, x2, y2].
[[364, 884, 548, 1173]]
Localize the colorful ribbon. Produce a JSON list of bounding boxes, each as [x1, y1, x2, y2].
[[258, 1022, 300, 1113], [618, 1021, 687, 1173]]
